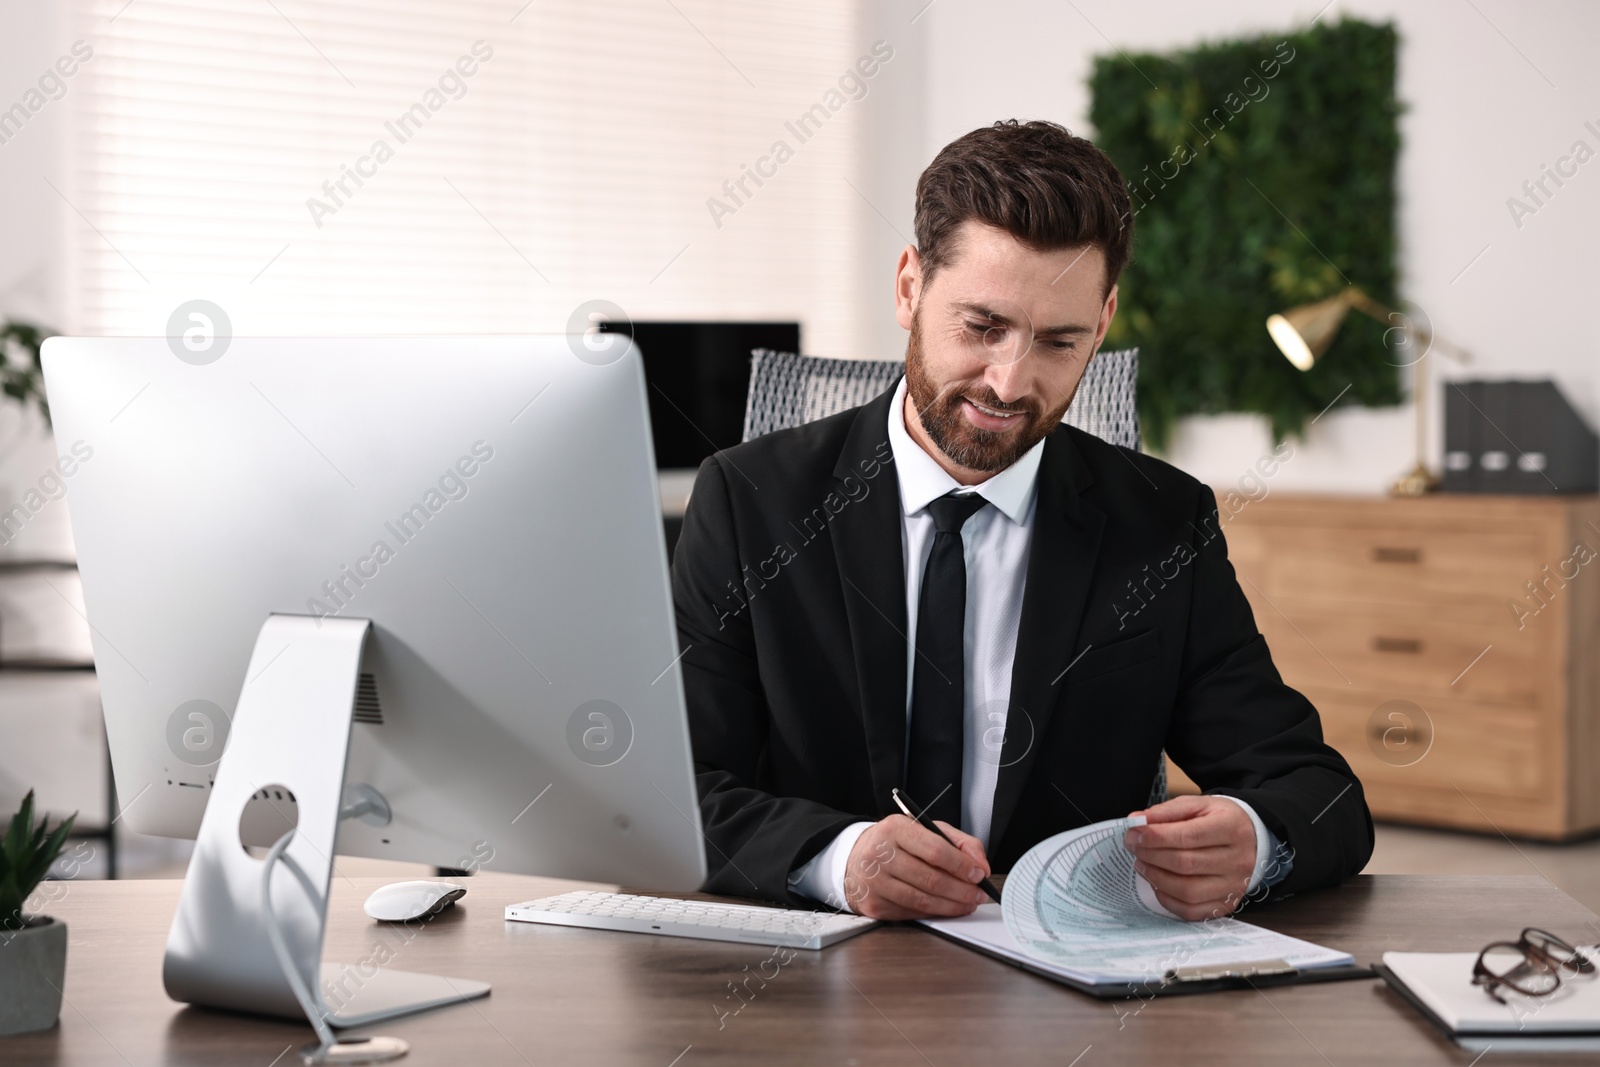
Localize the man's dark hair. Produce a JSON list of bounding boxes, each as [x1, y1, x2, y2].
[[913, 119, 1133, 294]]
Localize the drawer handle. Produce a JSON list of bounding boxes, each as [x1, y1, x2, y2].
[[1368, 722, 1423, 742], [1373, 546, 1422, 564], [1373, 636, 1423, 654]]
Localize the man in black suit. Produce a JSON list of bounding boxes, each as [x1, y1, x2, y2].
[[672, 119, 1372, 921]]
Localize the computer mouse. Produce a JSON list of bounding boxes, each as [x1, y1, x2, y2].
[[363, 880, 467, 923]]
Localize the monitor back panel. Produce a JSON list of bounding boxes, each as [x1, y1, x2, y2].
[[42, 335, 705, 890]]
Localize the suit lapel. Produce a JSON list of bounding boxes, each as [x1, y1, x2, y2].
[[988, 429, 1105, 852], [828, 386, 909, 817]]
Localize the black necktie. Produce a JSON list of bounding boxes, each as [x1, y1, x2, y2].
[[905, 491, 987, 829]]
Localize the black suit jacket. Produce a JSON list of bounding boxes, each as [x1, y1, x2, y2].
[[672, 383, 1372, 906]]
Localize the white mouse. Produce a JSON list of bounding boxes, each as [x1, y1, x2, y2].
[[363, 880, 466, 923]]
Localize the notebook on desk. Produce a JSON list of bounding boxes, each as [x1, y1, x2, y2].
[[1378, 948, 1600, 1052]]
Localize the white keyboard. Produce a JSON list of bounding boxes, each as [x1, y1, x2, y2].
[[504, 890, 877, 950]]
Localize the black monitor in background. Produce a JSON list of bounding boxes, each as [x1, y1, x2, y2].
[[599, 321, 800, 469]]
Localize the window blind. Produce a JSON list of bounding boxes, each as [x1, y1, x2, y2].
[[70, 0, 869, 353]]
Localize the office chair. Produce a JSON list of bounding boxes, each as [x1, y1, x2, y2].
[[742, 347, 1140, 448], [739, 346, 1166, 807]]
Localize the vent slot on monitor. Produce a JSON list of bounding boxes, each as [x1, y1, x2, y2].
[[354, 673, 384, 725]]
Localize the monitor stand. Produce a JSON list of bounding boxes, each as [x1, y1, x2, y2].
[[163, 614, 489, 1063]]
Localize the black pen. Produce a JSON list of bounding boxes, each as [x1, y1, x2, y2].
[[891, 787, 1003, 904]]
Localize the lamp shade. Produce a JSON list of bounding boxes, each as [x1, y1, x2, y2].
[[1267, 291, 1357, 371]]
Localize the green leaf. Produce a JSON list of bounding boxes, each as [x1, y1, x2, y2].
[[0, 791, 78, 925], [5, 790, 35, 861], [0, 319, 55, 427], [1088, 17, 1402, 448], [20, 814, 77, 892]]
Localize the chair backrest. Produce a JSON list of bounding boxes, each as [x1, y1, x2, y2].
[[741, 347, 1140, 450]]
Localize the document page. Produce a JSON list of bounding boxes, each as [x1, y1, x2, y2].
[[924, 816, 1352, 985]]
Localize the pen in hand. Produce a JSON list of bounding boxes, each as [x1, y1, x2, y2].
[[891, 787, 1003, 905]]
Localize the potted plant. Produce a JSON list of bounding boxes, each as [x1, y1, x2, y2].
[[1, 791, 76, 1036], [0, 320, 52, 423]]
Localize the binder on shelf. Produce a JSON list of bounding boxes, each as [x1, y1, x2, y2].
[[1509, 380, 1599, 493], [1440, 379, 1598, 494], [1477, 381, 1515, 494], [1441, 380, 1477, 492]]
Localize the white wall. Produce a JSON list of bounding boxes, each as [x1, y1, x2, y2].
[[7, 0, 1598, 500], [0, 0, 70, 329], [0, 0, 77, 559], [861, 0, 1600, 492], [850, 0, 933, 363]]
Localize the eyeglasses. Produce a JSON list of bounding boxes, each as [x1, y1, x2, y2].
[[1472, 927, 1597, 1004]]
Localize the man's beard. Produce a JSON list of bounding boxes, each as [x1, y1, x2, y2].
[[903, 311, 1075, 474]]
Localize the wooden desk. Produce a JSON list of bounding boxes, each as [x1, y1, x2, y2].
[[6, 873, 1597, 1065]]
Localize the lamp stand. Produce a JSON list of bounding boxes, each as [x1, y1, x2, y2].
[[1389, 340, 1439, 497]]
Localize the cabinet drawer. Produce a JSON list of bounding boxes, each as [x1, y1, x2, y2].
[[1309, 688, 1551, 801], [1210, 493, 1600, 838], [1226, 521, 1547, 608], [1246, 601, 1561, 710]]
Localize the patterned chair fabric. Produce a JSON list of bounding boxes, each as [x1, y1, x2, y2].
[[742, 347, 1140, 450], [738, 347, 1168, 807]]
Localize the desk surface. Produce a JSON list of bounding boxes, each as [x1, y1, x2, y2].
[[6, 873, 1596, 1066]]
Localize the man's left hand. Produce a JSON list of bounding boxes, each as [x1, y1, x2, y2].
[[1123, 795, 1255, 921]]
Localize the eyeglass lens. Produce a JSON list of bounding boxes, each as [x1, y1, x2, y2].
[[1479, 944, 1561, 996], [1522, 928, 1592, 972]]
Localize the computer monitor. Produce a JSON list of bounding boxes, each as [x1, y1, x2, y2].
[[602, 320, 800, 469], [41, 335, 707, 1037], [601, 320, 799, 557]]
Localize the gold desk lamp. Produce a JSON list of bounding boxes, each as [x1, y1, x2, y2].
[[1267, 287, 1470, 497]]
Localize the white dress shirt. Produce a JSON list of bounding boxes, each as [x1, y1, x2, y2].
[[789, 378, 1277, 911]]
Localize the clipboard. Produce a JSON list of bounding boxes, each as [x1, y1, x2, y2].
[[920, 920, 1377, 1000]]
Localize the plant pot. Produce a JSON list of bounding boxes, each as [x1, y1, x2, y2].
[[0, 915, 67, 1036]]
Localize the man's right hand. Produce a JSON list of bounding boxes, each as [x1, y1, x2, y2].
[[841, 814, 992, 919]]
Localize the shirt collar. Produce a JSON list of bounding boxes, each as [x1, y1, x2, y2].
[[885, 376, 1044, 525]]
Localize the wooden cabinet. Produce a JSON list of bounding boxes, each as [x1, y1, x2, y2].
[[1176, 493, 1600, 839]]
